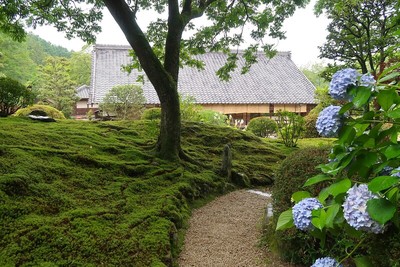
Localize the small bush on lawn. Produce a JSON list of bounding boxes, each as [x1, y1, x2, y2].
[[14, 104, 65, 119], [268, 146, 333, 264], [247, 116, 277, 137], [304, 111, 320, 138], [141, 107, 161, 120]]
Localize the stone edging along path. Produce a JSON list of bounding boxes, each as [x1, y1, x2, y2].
[[178, 190, 294, 267]]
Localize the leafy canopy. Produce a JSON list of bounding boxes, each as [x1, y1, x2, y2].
[[1, 0, 310, 79], [315, 0, 400, 75]]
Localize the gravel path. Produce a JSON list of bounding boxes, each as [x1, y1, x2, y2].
[[178, 190, 292, 267]]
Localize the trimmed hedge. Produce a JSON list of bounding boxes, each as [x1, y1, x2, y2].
[[268, 146, 333, 264], [247, 116, 277, 137]]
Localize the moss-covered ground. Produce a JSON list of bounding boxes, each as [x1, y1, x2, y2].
[[0, 117, 289, 266]]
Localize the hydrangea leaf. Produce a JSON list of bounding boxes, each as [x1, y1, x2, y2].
[[387, 107, 400, 119], [318, 187, 330, 203], [311, 209, 327, 230], [378, 71, 400, 83], [368, 176, 399, 193], [276, 209, 294, 230], [352, 86, 372, 108], [338, 125, 356, 145], [377, 90, 396, 111], [354, 256, 374, 267], [326, 203, 340, 228], [326, 178, 351, 197], [291, 191, 311, 203], [367, 198, 396, 225], [340, 102, 353, 114], [383, 144, 400, 159], [303, 174, 332, 187], [387, 187, 399, 202]]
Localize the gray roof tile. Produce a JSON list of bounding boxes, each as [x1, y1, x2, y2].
[[90, 45, 316, 105]]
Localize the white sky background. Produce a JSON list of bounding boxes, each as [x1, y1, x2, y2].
[[31, 0, 330, 67]]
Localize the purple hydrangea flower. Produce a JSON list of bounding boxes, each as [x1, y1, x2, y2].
[[292, 198, 323, 231], [329, 68, 359, 100], [343, 184, 385, 234], [311, 257, 342, 267], [316, 105, 343, 137], [360, 73, 376, 88]]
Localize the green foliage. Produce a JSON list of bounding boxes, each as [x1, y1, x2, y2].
[[301, 63, 330, 88], [180, 95, 202, 122], [315, 0, 399, 75], [304, 111, 320, 138], [275, 111, 305, 147], [276, 64, 400, 265], [247, 116, 278, 137], [0, 117, 288, 266], [69, 49, 91, 86], [36, 56, 78, 117], [0, 76, 34, 117], [100, 84, 146, 120], [0, 32, 38, 83], [269, 146, 337, 264], [198, 109, 228, 126], [141, 107, 162, 120], [27, 34, 71, 62], [14, 104, 66, 119]]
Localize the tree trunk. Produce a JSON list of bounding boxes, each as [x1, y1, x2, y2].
[[104, 0, 182, 160]]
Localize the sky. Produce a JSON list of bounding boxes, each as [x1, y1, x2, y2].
[[31, 0, 330, 67]]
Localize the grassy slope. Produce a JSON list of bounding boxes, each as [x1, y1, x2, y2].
[[0, 117, 288, 267]]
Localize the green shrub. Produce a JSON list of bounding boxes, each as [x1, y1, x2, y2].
[[141, 107, 162, 120], [269, 146, 332, 264], [247, 116, 277, 137], [304, 111, 320, 138], [198, 109, 227, 126], [14, 104, 66, 119], [275, 111, 305, 147], [0, 76, 35, 117]]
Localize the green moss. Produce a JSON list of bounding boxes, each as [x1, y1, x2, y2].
[[0, 117, 288, 266]]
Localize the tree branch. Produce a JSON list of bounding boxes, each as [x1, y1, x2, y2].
[[103, 0, 175, 100]]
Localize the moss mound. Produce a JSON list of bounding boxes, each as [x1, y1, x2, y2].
[[14, 104, 66, 119], [0, 118, 287, 266]]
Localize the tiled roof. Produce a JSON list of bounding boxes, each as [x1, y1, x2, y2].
[[76, 85, 90, 99], [90, 44, 316, 105]]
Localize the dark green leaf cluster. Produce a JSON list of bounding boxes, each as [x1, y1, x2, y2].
[[0, 0, 103, 43], [0, 76, 34, 117]]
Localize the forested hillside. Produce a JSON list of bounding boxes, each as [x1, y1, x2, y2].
[[0, 32, 92, 117], [0, 32, 72, 84]]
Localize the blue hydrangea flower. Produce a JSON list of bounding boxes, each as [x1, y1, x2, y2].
[[316, 105, 343, 137], [329, 68, 359, 100], [343, 184, 385, 234], [292, 198, 323, 231], [311, 257, 342, 267], [380, 166, 394, 176], [360, 73, 376, 88], [391, 167, 400, 177]]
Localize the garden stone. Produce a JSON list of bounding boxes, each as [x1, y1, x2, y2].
[[28, 114, 56, 122], [220, 144, 232, 181]]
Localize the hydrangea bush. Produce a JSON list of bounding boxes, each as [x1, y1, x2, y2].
[[276, 66, 400, 266]]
